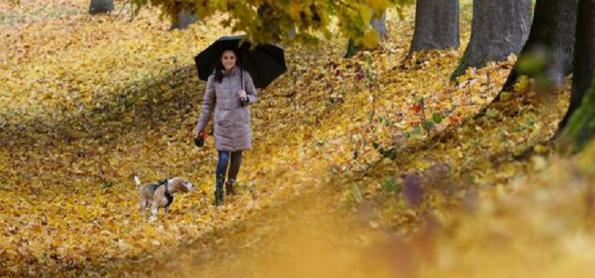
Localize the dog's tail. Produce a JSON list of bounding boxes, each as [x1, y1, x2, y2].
[[134, 176, 142, 190]]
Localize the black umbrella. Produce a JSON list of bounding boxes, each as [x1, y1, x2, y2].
[[194, 35, 286, 89]]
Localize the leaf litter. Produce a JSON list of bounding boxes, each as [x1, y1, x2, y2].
[[1, 1, 591, 277]]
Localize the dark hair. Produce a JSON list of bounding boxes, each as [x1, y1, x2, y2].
[[214, 48, 241, 83]]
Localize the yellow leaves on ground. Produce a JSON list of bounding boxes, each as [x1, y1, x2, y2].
[[413, 144, 595, 277], [0, 2, 227, 125], [0, 0, 580, 277]]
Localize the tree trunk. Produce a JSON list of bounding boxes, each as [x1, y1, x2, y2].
[[451, 0, 532, 80], [559, 0, 595, 145], [410, 0, 460, 52], [170, 10, 197, 30], [502, 0, 578, 92], [371, 12, 388, 41], [89, 0, 114, 15], [345, 12, 387, 58], [561, 78, 595, 152]]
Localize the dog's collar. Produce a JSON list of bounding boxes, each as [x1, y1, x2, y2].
[[159, 178, 174, 208], [157, 178, 169, 187]]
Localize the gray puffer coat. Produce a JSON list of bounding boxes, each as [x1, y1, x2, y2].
[[195, 67, 258, 151]]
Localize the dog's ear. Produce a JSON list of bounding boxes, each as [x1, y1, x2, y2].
[[183, 181, 195, 191], [134, 176, 141, 186]]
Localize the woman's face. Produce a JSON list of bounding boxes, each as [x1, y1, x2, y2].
[[221, 50, 237, 71]]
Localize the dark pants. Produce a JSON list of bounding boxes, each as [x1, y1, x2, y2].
[[216, 150, 243, 183]]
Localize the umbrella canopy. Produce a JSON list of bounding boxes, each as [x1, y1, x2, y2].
[[194, 35, 286, 88]]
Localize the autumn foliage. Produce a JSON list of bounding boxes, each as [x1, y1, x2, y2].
[[1, 1, 594, 277]]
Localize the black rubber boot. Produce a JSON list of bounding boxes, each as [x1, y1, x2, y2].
[[214, 178, 224, 206], [225, 179, 237, 196]]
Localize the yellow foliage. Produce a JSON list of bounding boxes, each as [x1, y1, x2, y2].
[[0, 1, 585, 277]]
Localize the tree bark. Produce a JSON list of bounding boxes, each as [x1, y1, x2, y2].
[[170, 10, 197, 30], [345, 12, 387, 58], [89, 0, 114, 15], [451, 0, 532, 80], [559, 0, 595, 142], [561, 78, 595, 152], [371, 12, 388, 41], [502, 0, 578, 92], [410, 0, 460, 52]]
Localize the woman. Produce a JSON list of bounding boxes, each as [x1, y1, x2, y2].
[[195, 48, 258, 206]]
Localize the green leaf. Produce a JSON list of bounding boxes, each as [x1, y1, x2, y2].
[[485, 108, 499, 118], [432, 112, 444, 124], [422, 120, 435, 131], [500, 91, 511, 101], [382, 176, 401, 193], [349, 184, 363, 203], [380, 116, 390, 126]]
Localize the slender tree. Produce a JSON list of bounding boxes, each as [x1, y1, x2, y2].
[[559, 0, 595, 150], [501, 0, 578, 92], [345, 12, 388, 58], [451, 0, 532, 80], [410, 0, 460, 52], [170, 10, 197, 30], [371, 12, 388, 40], [89, 0, 114, 15]]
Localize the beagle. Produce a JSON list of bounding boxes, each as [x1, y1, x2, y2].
[[134, 176, 194, 219]]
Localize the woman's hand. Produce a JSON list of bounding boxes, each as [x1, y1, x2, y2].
[[238, 89, 247, 103], [194, 130, 206, 147], [195, 130, 207, 139]]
